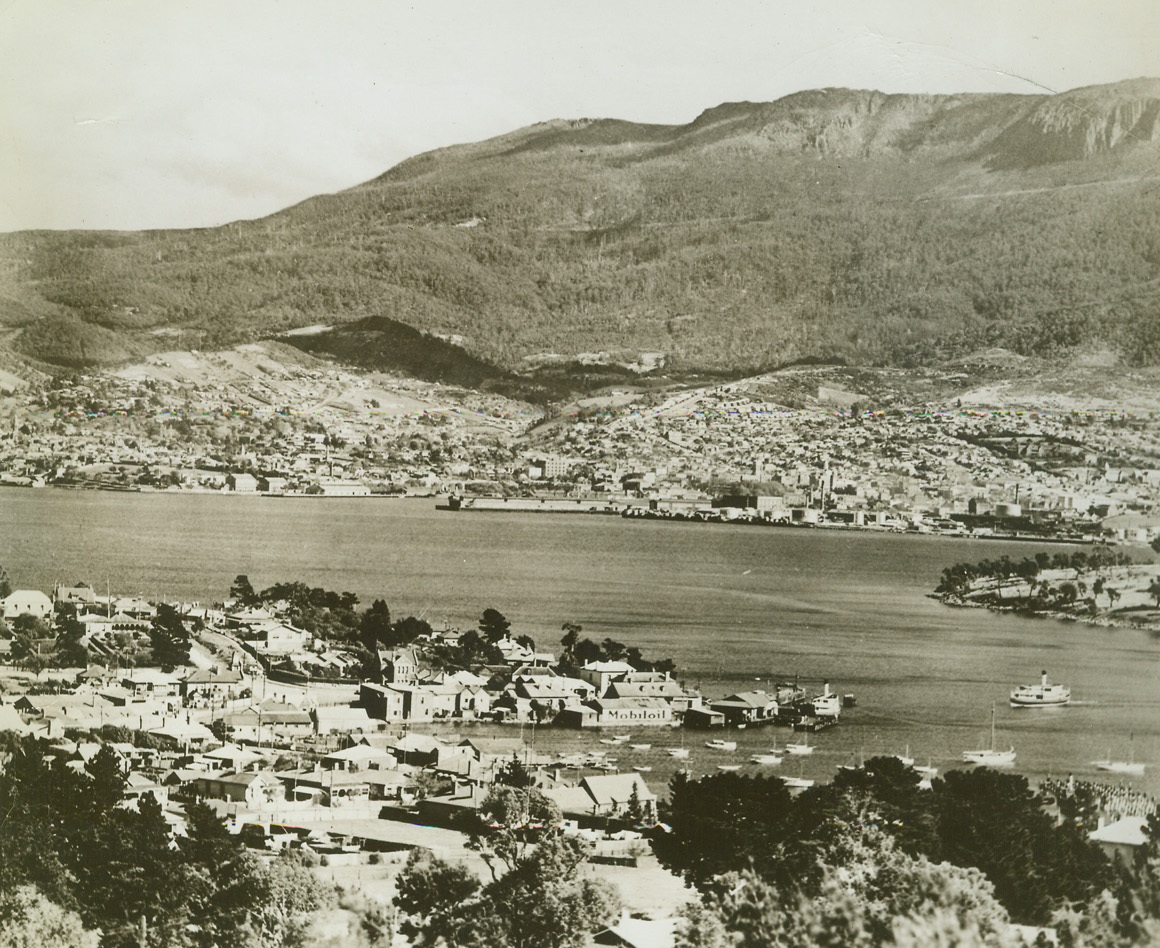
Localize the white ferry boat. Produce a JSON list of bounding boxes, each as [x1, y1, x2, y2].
[[1010, 670, 1071, 708]]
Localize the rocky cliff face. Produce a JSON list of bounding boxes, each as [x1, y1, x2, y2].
[[986, 78, 1160, 168]]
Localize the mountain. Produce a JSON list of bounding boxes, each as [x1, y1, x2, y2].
[[3, 78, 1160, 385]]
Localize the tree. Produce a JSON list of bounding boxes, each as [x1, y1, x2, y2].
[[0, 564, 12, 600], [560, 622, 581, 652], [0, 886, 99, 948], [934, 769, 1113, 924], [229, 574, 260, 607], [394, 848, 481, 944], [149, 602, 191, 667], [1148, 578, 1160, 608], [396, 836, 620, 948], [462, 785, 563, 879], [495, 754, 537, 789], [54, 614, 88, 668], [656, 771, 799, 890], [479, 608, 511, 644], [359, 599, 393, 653]]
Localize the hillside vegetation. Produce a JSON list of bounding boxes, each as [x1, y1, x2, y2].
[[3, 79, 1160, 378]]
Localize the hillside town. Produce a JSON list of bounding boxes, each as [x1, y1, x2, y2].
[[3, 571, 1158, 947], [2, 352, 1160, 545]]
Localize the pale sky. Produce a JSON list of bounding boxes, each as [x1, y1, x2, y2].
[[2, 0, 1157, 232]]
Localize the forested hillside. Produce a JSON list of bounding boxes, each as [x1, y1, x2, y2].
[[3, 79, 1160, 376]]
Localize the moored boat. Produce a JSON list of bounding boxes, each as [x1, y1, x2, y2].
[[785, 736, 813, 756], [750, 753, 783, 765], [666, 747, 690, 759], [1010, 670, 1070, 708], [629, 743, 651, 751], [717, 764, 742, 771], [781, 775, 815, 789], [1092, 734, 1145, 775], [963, 704, 1016, 766], [705, 739, 738, 751]]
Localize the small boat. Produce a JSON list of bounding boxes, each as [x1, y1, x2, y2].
[[717, 764, 742, 772], [599, 738, 620, 745], [785, 736, 813, 756], [963, 704, 1016, 766], [629, 743, 651, 751], [913, 762, 938, 777], [781, 775, 815, 789], [666, 747, 690, 759], [895, 745, 915, 767], [1092, 734, 1145, 775], [838, 750, 865, 773], [750, 753, 783, 765], [1093, 759, 1146, 776], [632, 765, 653, 772], [612, 735, 632, 743], [1010, 670, 1071, 708], [705, 739, 738, 751]]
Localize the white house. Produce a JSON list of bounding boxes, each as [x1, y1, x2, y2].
[[2, 589, 53, 621]]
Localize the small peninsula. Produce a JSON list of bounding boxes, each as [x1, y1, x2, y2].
[[933, 547, 1160, 632]]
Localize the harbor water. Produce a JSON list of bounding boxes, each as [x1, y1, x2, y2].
[[2, 488, 1157, 796]]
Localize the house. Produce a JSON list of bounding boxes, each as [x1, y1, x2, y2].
[[122, 669, 181, 698], [182, 668, 245, 700], [243, 621, 310, 656], [606, 675, 696, 711], [580, 661, 637, 696], [190, 770, 285, 806], [580, 772, 657, 819], [278, 768, 372, 806], [393, 733, 445, 767], [321, 743, 396, 773], [379, 648, 419, 685], [709, 691, 778, 727], [1089, 817, 1150, 865], [544, 772, 658, 821], [312, 705, 376, 736], [593, 918, 676, 948], [359, 682, 407, 721], [2, 589, 53, 621], [226, 472, 259, 493], [56, 582, 100, 607], [215, 701, 313, 743], [147, 720, 217, 748]]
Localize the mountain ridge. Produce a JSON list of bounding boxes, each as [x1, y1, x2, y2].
[[3, 78, 1160, 385]]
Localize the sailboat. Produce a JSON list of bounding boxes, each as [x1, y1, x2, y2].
[[1092, 734, 1146, 775], [962, 704, 1016, 766], [894, 744, 915, 767], [838, 748, 865, 773], [785, 733, 813, 756], [666, 731, 689, 759], [781, 759, 814, 789]]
